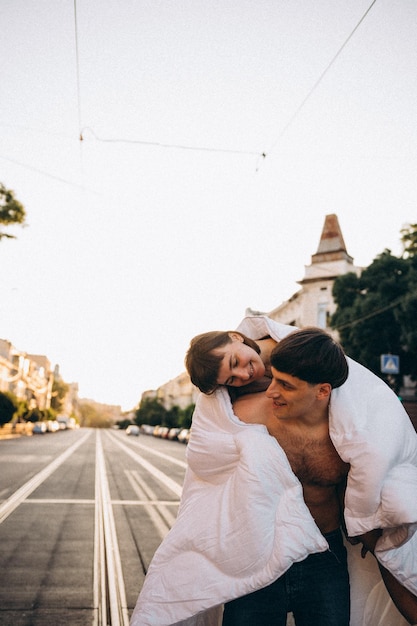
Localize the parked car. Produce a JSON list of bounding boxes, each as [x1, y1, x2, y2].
[[167, 427, 181, 440], [57, 416, 77, 430], [46, 420, 60, 433], [177, 428, 190, 444], [126, 425, 140, 436], [140, 424, 155, 435], [153, 425, 169, 438], [32, 422, 47, 434]]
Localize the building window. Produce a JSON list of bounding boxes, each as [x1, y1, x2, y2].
[[317, 303, 328, 329]]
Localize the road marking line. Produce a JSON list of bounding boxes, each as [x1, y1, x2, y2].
[[124, 470, 175, 540], [95, 430, 130, 626], [118, 435, 187, 468], [0, 431, 91, 524], [106, 431, 183, 497]]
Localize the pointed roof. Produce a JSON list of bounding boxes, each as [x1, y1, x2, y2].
[[310, 213, 353, 264]]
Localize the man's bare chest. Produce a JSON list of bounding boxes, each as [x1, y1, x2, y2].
[[271, 426, 349, 487]]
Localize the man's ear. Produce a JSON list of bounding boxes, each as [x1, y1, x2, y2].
[[317, 383, 332, 399], [228, 332, 244, 342]]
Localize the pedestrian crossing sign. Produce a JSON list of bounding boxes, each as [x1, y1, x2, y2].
[[380, 354, 400, 374]]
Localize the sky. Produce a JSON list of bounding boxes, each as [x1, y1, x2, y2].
[[1, 0, 416, 411]]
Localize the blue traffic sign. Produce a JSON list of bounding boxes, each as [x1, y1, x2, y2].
[[380, 354, 400, 374]]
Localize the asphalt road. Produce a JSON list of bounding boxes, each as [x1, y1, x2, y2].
[[0, 428, 187, 626]]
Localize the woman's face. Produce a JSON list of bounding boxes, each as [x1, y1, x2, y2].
[[213, 333, 265, 387]]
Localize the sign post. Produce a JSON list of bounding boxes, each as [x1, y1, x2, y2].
[[380, 354, 400, 375]]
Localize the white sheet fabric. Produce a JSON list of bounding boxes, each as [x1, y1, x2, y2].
[[130, 316, 417, 626]]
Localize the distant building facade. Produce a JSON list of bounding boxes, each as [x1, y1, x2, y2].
[[250, 213, 362, 336], [148, 372, 199, 411], [0, 339, 54, 409]]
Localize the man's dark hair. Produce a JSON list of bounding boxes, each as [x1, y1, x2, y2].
[[270, 327, 348, 389], [185, 331, 260, 395]]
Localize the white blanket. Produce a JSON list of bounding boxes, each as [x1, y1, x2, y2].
[[131, 316, 417, 626]]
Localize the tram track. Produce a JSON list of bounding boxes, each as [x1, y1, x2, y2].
[[94, 429, 130, 626], [0, 429, 187, 625], [105, 430, 184, 581]]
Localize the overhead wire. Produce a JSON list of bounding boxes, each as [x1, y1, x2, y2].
[[73, 0, 83, 143], [4, 0, 378, 184], [261, 0, 379, 164], [79, 126, 264, 157], [332, 291, 417, 331], [0, 154, 101, 194], [72, 5, 263, 160], [75, 0, 378, 169]]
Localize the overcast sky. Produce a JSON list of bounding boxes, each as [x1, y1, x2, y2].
[[1, 0, 416, 410]]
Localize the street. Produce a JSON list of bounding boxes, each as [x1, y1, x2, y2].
[[0, 428, 187, 626]]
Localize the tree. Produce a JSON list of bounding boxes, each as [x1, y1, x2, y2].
[[116, 417, 135, 430], [78, 401, 112, 428], [134, 398, 169, 427], [50, 378, 70, 413], [396, 224, 417, 380], [331, 227, 417, 392], [0, 183, 26, 240], [177, 404, 195, 429], [401, 223, 417, 258], [0, 392, 18, 426], [24, 407, 44, 423], [332, 250, 409, 359]]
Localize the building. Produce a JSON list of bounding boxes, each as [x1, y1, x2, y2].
[[154, 372, 199, 411], [0, 340, 54, 410], [251, 213, 362, 335]]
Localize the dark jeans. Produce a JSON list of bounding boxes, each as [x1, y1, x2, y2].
[[222, 528, 350, 626]]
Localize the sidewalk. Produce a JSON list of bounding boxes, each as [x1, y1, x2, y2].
[[0, 422, 34, 439]]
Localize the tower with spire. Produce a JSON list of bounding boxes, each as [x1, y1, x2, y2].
[[264, 214, 362, 333]]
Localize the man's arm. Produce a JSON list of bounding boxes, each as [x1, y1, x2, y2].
[[377, 564, 417, 625], [359, 530, 417, 625]]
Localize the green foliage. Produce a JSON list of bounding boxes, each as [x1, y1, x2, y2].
[[13, 397, 29, 421], [0, 183, 26, 240], [50, 378, 70, 413], [24, 407, 50, 423], [331, 228, 417, 391], [401, 223, 417, 258], [134, 398, 168, 427], [165, 405, 180, 429], [44, 407, 57, 420], [178, 404, 195, 429], [392, 255, 417, 380], [116, 418, 134, 430], [78, 401, 113, 428], [134, 398, 195, 429], [0, 391, 18, 426]]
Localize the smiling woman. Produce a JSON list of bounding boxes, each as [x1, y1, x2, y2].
[[185, 325, 294, 395], [213, 332, 267, 387]]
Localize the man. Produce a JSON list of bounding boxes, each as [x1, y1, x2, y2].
[[131, 317, 417, 626], [223, 328, 351, 625], [186, 322, 417, 624]]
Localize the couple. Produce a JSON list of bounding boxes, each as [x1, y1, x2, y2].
[[131, 316, 417, 626]]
